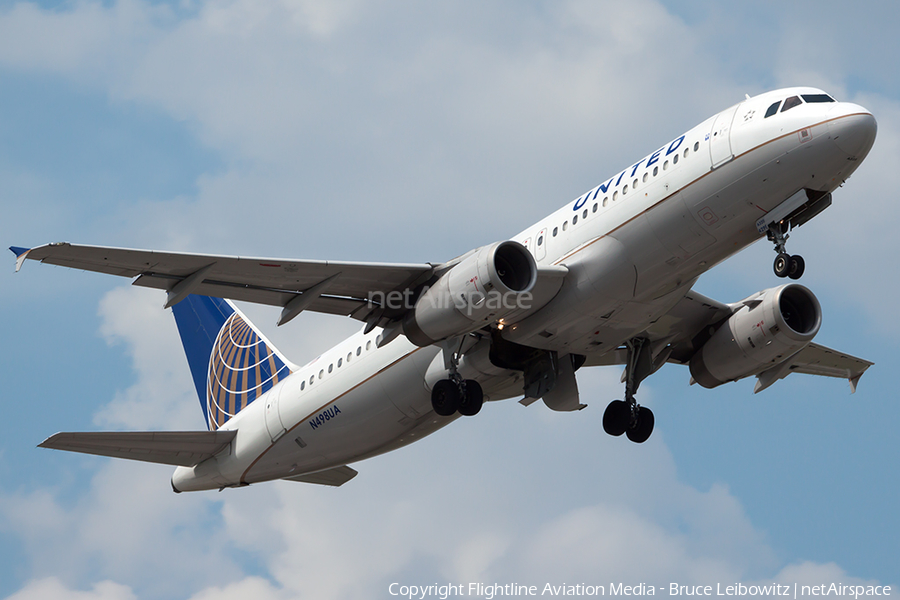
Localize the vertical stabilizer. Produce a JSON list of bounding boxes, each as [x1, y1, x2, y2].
[[171, 295, 294, 430]]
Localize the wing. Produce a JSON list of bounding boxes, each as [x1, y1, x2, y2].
[[583, 289, 872, 393], [12, 243, 435, 325], [38, 430, 237, 467], [754, 342, 873, 393], [582, 289, 732, 368]]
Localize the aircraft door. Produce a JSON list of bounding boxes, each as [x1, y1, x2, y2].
[[264, 383, 287, 442], [709, 103, 740, 168], [535, 228, 548, 261]]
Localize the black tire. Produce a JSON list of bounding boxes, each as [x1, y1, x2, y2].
[[431, 379, 460, 416], [774, 253, 791, 278], [788, 254, 805, 280], [602, 400, 630, 436], [626, 406, 654, 443], [458, 380, 484, 416]]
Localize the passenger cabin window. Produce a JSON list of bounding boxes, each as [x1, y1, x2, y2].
[[781, 96, 802, 112], [572, 215, 578, 225], [802, 94, 835, 103], [765, 101, 781, 118]]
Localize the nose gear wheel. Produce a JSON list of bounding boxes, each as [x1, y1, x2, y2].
[[768, 222, 805, 279]]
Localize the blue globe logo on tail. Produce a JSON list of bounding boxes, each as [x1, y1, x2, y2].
[[206, 311, 290, 430], [172, 295, 292, 431]]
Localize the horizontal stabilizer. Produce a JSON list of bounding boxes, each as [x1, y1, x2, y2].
[[38, 430, 237, 467], [282, 465, 358, 487]]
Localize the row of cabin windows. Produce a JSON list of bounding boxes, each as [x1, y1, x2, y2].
[[545, 140, 702, 240], [764, 93, 835, 118], [298, 334, 382, 391]]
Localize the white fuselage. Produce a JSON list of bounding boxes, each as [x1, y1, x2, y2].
[[172, 87, 875, 491]]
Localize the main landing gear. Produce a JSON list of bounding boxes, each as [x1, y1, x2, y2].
[[768, 222, 805, 279], [602, 338, 655, 444], [431, 377, 484, 417], [431, 337, 484, 417]]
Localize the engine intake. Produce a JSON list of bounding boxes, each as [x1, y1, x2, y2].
[[403, 241, 537, 346], [690, 284, 821, 389]]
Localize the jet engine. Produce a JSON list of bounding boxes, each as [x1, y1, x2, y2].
[[689, 284, 821, 388], [402, 241, 537, 346]]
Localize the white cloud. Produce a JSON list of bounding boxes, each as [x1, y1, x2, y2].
[[4, 578, 136, 600], [94, 286, 199, 430]]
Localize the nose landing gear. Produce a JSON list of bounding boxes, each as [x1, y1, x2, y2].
[[768, 222, 805, 279]]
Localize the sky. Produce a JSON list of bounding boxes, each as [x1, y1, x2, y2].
[[0, 1, 898, 598]]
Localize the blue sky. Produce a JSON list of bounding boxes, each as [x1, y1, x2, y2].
[[1, 1, 898, 599]]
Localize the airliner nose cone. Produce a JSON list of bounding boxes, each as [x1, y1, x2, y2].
[[829, 111, 877, 160]]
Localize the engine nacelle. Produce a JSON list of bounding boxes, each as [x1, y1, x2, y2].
[[403, 241, 537, 346], [690, 284, 821, 389]]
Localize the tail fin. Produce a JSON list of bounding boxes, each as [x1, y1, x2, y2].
[[171, 295, 294, 430]]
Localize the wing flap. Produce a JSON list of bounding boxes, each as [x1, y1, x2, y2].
[[38, 430, 238, 467], [282, 465, 358, 487], [132, 273, 367, 316]]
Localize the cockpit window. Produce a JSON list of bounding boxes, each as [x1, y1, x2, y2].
[[801, 94, 835, 103], [764, 101, 781, 118], [781, 96, 802, 112]]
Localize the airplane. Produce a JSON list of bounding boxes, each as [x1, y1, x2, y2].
[[11, 86, 877, 492]]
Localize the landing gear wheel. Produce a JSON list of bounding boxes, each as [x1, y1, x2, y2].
[[774, 253, 791, 278], [626, 406, 654, 444], [458, 380, 484, 416], [431, 379, 460, 416], [788, 255, 805, 280], [603, 400, 630, 437]]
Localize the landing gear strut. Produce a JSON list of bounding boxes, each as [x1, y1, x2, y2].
[[431, 337, 484, 417], [768, 222, 805, 280], [602, 338, 655, 443]]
